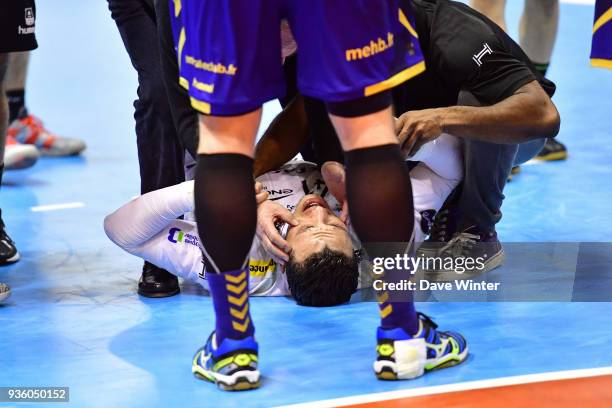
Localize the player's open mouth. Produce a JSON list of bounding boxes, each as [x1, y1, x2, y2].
[[302, 196, 330, 212]]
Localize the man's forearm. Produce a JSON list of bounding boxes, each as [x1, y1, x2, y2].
[[253, 95, 309, 177], [441, 81, 560, 143]]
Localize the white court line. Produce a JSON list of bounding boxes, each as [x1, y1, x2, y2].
[[276, 366, 612, 408], [561, 0, 595, 5], [30, 202, 85, 212]]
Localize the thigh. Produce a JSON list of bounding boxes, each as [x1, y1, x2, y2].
[[197, 108, 262, 156], [288, 0, 424, 102], [109, 0, 160, 79], [0, 0, 38, 53], [177, 0, 285, 116], [514, 138, 546, 165]]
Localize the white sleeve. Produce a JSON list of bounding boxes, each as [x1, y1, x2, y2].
[[103, 181, 205, 285], [132, 219, 206, 285], [104, 180, 194, 249]]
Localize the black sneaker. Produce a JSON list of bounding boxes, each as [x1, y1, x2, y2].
[[0, 212, 20, 266], [423, 226, 505, 282], [507, 165, 521, 182], [417, 202, 461, 258], [534, 138, 568, 161], [138, 261, 180, 298]]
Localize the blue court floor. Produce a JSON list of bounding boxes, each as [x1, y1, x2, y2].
[[1, 1, 611, 407]]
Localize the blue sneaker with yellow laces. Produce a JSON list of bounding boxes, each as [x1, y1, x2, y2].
[[192, 332, 260, 391], [374, 313, 468, 380]]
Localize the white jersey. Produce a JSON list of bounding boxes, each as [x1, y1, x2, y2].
[[104, 161, 343, 297], [105, 136, 463, 299]]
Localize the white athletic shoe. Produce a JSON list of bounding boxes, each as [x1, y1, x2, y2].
[[0, 283, 11, 303], [4, 134, 40, 170]]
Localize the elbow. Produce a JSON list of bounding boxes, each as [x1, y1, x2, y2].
[[103, 213, 124, 248], [526, 96, 560, 139], [103, 214, 118, 244], [540, 103, 561, 138]]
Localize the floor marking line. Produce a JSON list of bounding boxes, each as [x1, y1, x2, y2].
[[276, 366, 612, 408], [560, 0, 595, 5], [31, 202, 86, 212]]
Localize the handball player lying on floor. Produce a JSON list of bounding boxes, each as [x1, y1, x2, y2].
[[105, 127, 462, 307]]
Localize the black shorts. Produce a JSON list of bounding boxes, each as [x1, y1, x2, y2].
[[0, 0, 37, 53]]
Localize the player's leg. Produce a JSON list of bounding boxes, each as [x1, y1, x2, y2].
[[470, 0, 508, 31], [291, 0, 466, 380], [520, 0, 559, 76], [177, 0, 284, 391], [154, 0, 198, 159], [519, 0, 566, 161], [5, 51, 87, 156], [5, 52, 28, 122], [1, 0, 38, 271], [0, 53, 21, 269], [0, 54, 9, 164], [108, 0, 182, 298]]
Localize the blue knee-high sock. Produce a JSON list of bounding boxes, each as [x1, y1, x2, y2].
[[345, 145, 418, 335], [194, 154, 257, 341], [207, 267, 254, 341]]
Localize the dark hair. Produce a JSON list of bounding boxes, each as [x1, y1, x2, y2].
[[285, 247, 358, 307]]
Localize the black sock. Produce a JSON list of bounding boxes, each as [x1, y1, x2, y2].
[[345, 144, 414, 242], [6, 89, 26, 123], [194, 153, 256, 273], [345, 144, 418, 334], [532, 61, 549, 78]]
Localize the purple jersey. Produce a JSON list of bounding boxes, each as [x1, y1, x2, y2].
[[591, 0, 612, 69], [173, 0, 425, 115]]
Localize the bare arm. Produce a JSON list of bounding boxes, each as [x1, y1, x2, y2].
[[253, 95, 309, 177], [441, 80, 560, 143], [397, 80, 560, 154]]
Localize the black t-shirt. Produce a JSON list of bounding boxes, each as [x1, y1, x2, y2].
[[392, 0, 556, 113]]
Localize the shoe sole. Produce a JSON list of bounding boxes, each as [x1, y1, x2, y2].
[[4, 155, 38, 170], [192, 360, 260, 391], [0, 252, 21, 266], [137, 286, 180, 298], [0, 289, 11, 303], [534, 151, 568, 161], [40, 149, 85, 157], [422, 248, 506, 282], [375, 347, 469, 381]]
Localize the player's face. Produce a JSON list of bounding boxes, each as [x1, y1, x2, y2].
[[285, 194, 353, 263]]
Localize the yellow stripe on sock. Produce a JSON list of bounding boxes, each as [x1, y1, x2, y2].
[[225, 271, 246, 284], [380, 304, 393, 319], [226, 280, 247, 295], [230, 304, 249, 320], [232, 317, 251, 333], [228, 292, 248, 307]]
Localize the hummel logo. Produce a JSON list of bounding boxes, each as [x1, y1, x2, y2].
[[472, 43, 492, 67]]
